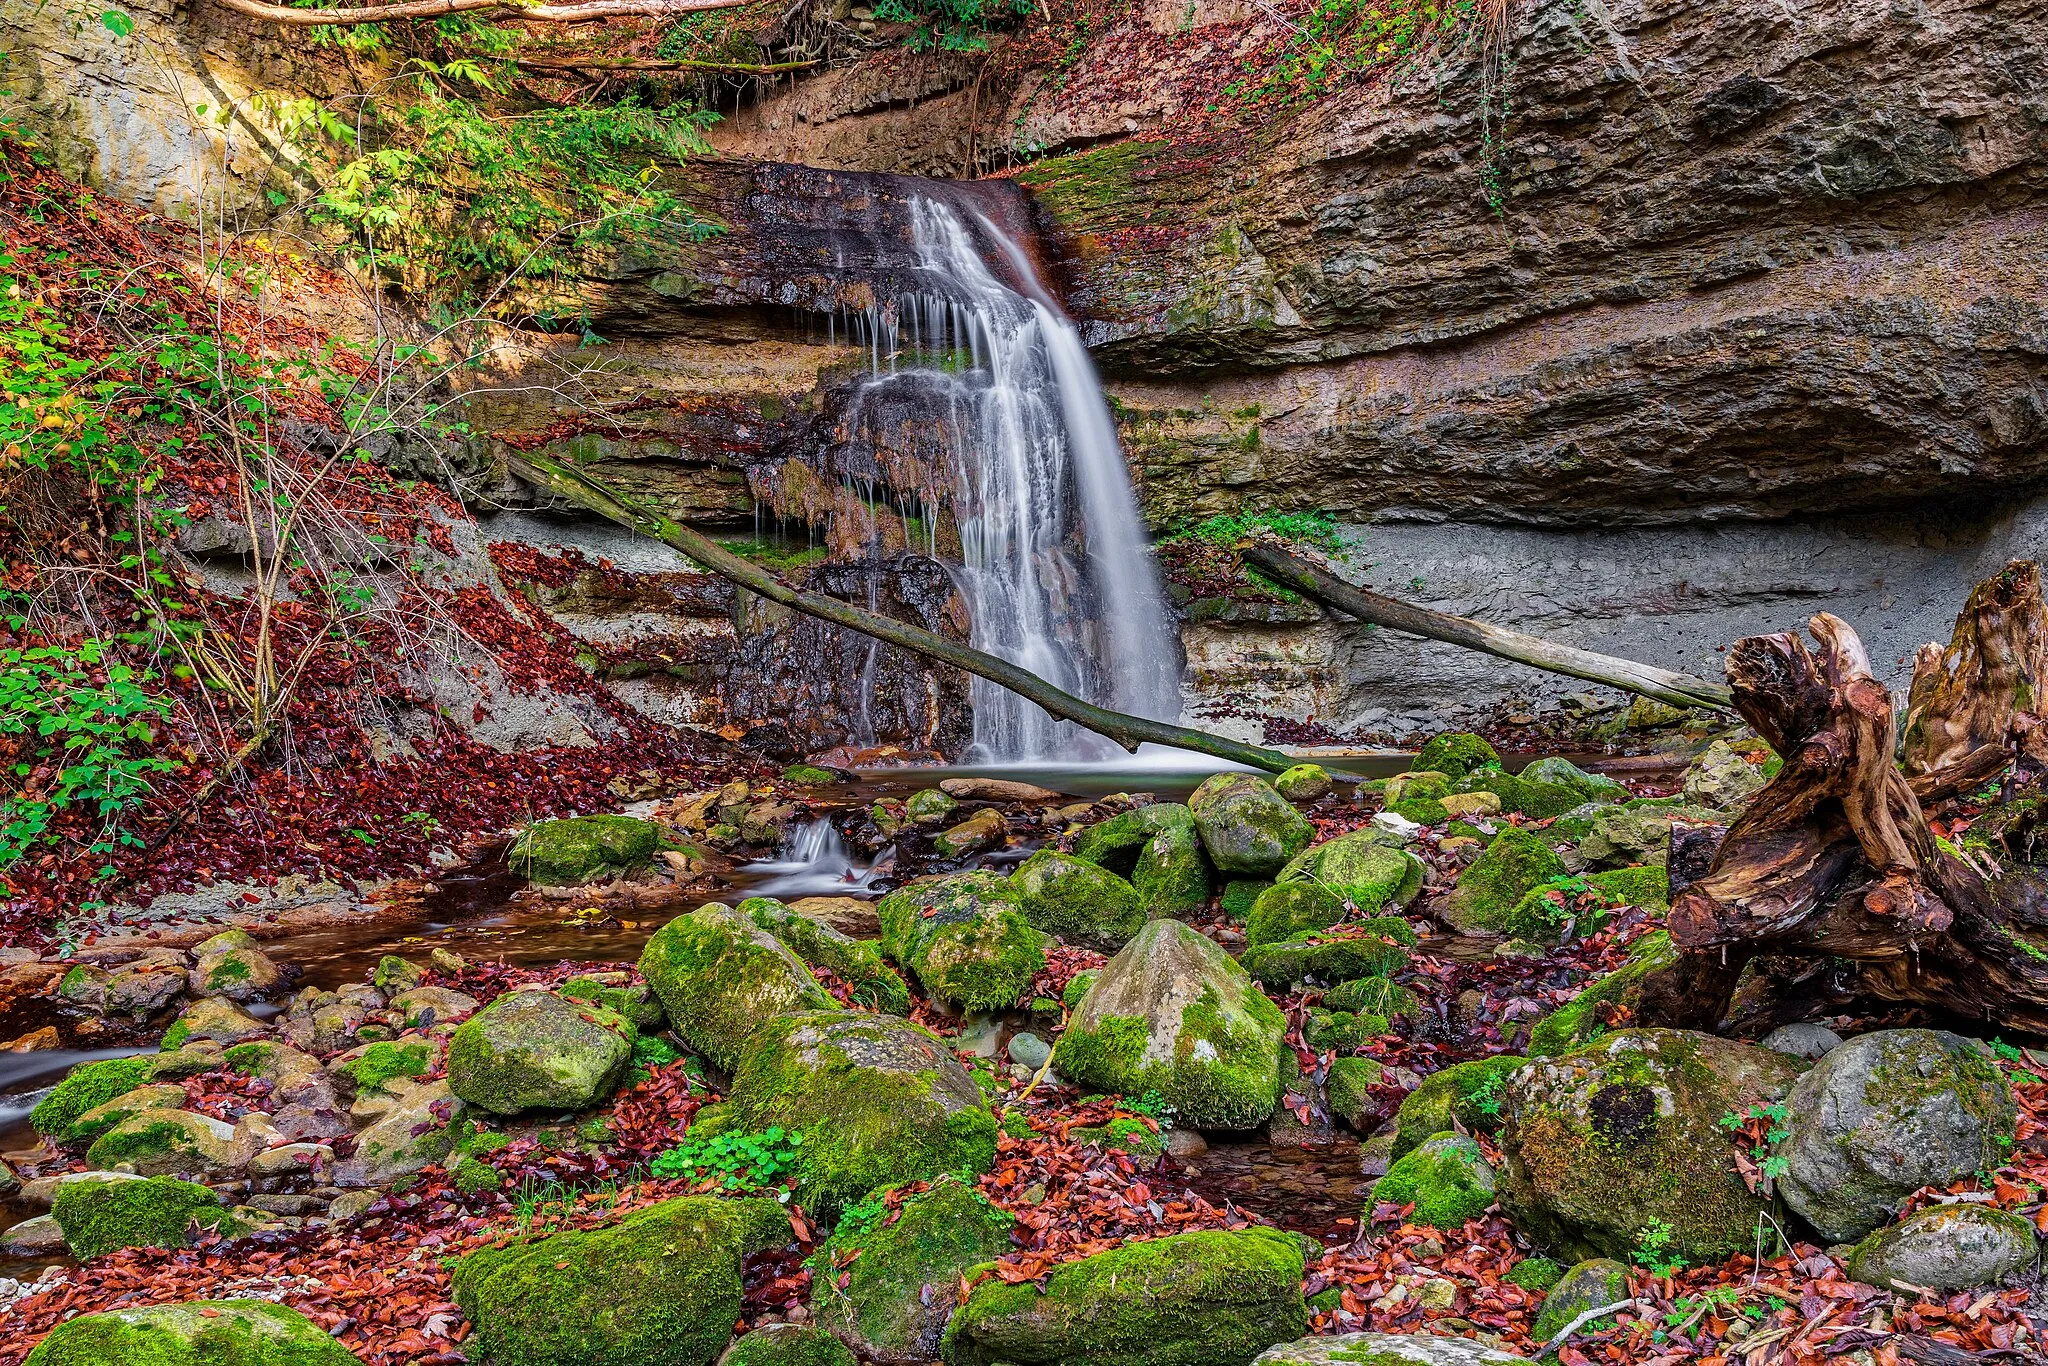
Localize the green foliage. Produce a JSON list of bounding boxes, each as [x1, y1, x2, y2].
[[631, 1033, 681, 1074], [1236, 0, 1484, 103], [650, 1125, 804, 1192], [1162, 508, 1345, 552], [1633, 1217, 1687, 1276], [873, 0, 1033, 52], [719, 538, 828, 573]]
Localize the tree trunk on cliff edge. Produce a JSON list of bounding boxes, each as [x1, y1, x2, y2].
[[1652, 612, 2048, 1034], [508, 452, 1300, 774], [1901, 559, 2048, 777]]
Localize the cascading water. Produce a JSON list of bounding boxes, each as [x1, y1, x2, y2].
[[741, 817, 890, 897], [843, 196, 1182, 761]]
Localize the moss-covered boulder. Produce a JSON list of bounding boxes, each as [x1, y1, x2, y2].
[[1680, 740, 1768, 811], [906, 788, 960, 823], [52, 1174, 236, 1259], [1517, 757, 1629, 805], [1526, 931, 1680, 1056], [1324, 976, 1420, 1022], [187, 943, 283, 1002], [326, 1038, 437, 1103], [1247, 834, 1423, 949], [810, 1175, 1015, 1362], [1845, 1204, 2039, 1293], [1273, 764, 1333, 802], [558, 975, 663, 1031], [446, 989, 633, 1115], [1254, 1332, 1527, 1364], [1324, 1057, 1387, 1133], [334, 1079, 465, 1187], [876, 873, 1045, 1012], [1188, 773, 1315, 876], [1441, 826, 1567, 934], [1073, 803, 1213, 917], [935, 807, 1008, 858], [1576, 801, 1721, 868], [741, 898, 909, 1014], [1776, 1028, 2018, 1243], [1012, 851, 1147, 952], [84, 1109, 254, 1180], [63, 1084, 189, 1148], [1530, 1259, 1632, 1341], [640, 904, 839, 1072], [509, 813, 668, 885], [1054, 920, 1287, 1130], [31, 1056, 159, 1144], [1392, 1055, 1525, 1159], [1498, 866, 1669, 944], [724, 1325, 858, 1366], [161, 997, 268, 1049], [450, 1194, 786, 1366], [1241, 923, 1410, 989], [947, 1226, 1306, 1366], [726, 1012, 997, 1213], [1412, 732, 1500, 779], [22, 1299, 361, 1366], [1496, 1028, 1801, 1262], [1371, 1133, 1498, 1231]]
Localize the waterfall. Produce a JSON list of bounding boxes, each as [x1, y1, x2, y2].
[[846, 196, 1182, 761]]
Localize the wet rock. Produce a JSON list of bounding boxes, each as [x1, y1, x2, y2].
[[1845, 1204, 2039, 1292], [784, 763, 846, 787], [947, 1226, 1307, 1366], [1576, 802, 1721, 869], [905, 788, 960, 824], [1241, 922, 1412, 989], [640, 903, 839, 1071], [1442, 826, 1567, 934], [389, 985, 481, 1029], [1760, 1022, 1843, 1060], [1189, 773, 1315, 876], [327, 1037, 440, 1103], [1252, 832, 1422, 948], [1412, 733, 1501, 778], [1441, 791, 1501, 818], [1012, 850, 1146, 952], [52, 1173, 235, 1258], [19, 1169, 145, 1211], [1008, 1032, 1051, 1069], [372, 955, 425, 995], [26, 1054, 159, 1145], [246, 1143, 334, 1180], [725, 1011, 996, 1213], [1681, 740, 1770, 811], [1497, 1029, 1800, 1262], [934, 807, 1007, 858], [161, 997, 268, 1048], [1256, 1332, 1528, 1364], [0, 1214, 64, 1257], [1072, 803, 1211, 917], [27, 1298, 362, 1364], [1530, 1259, 1632, 1341], [1776, 1028, 2018, 1243], [84, 1108, 257, 1180], [876, 872, 1046, 1013], [1517, 758, 1629, 806], [723, 1324, 857, 1366], [1526, 931, 1681, 1057], [1498, 865, 1666, 945], [335, 1079, 465, 1187], [64, 1084, 189, 1147], [940, 776, 1059, 802], [788, 895, 883, 938], [1392, 1055, 1523, 1159], [743, 897, 910, 1014], [52, 963, 108, 1012], [451, 1194, 784, 1366], [1325, 1056, 1387, 1134], [1371, 1133, 1497, 1231], [189, 943, 283, 1002], [509, 813, 669, 885], [1273, 764, 1333, 802], [809, 1174, 1014, 1362], [1054, 919, 1287, 1130], [446, 989, 634, 1115], [740, 799, 802, 846], [102, 960, 188, 1020]]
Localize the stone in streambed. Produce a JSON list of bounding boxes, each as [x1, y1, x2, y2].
[[62, 1084, 189, 1147], [1529, 1259, 1633, 1341], [639, 903, 839, 1072], [1072, 803, 1211, 917], [1273, 764, 1333, 802], [1575, 801, 1721, 869], [25, 1055, 156, 1144], [1370, 1133, 1497, 1231], [160, 996, 268, 1048], [935, 807, 1008, 858], [450, 1194, 787, 1366], [1497, 865, 1667, 944], [22, 1299, 361, 1366], [1011, 850, 1146, 952], [1240, 923, 1410, 989], [876, 873, 1045, 1013], [1411, 732, 1500, 778], [940, 776, 1059, 802], [1053, 919, 1287, 1130], [1441, 825, 1566, 934], [906, 788, 960, 824], [1391, 1055, 1524, 1159], [1249, 831, 1422, 948], [742, 897, 910, 1014], [946, 1226, 1307, 1366], [1845, 1204, 2038, 1292], [1524, 931, 1681, 1057], [334, 1079, 465, 1187], [722, 1325, 857, 1366], [508, 813, 670, 885], [52, 1173, 237, 1258], [1189, 773, 1315, 876], [446, 988, 633, 1115], [84, 1108, 256, 1180], [1256, 1332, 1529, 1364], [1681, 739, 1769, 810]]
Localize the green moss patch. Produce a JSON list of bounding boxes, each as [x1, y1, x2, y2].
[[52, 1175, 234, 1259], [1442, 825, 1568, 933], [509, 814, 670, 886], [1371, 1133, 1497, 1231], [23, 1298, 361, 1366], [31, 1056, 157, 1144]]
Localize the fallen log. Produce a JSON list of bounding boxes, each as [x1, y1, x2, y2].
[[508, 452, 1300, 774], [1902, 560, 2048, 775], [1653, 612, 2048, 1033], [1241, 541, 1734, 714]]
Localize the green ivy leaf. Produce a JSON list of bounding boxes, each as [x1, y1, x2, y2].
[[101, 9, 133, 36]]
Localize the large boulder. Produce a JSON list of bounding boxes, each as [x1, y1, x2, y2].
[[509, 813, 669, 885], [808, 1175, 1014, 1363], [1371, 1133, 1498, 1232], [640, 904, 838, 1072], [945, 1227, 1307, 1366], [1497, 1029, 1801, 1262], [1012, 850, 1147, 952], [1053, 919, 1288, 1130], [1188, 773, 1315, 876], [1257, 1334, 1528, 1365], [450, 1194, 786, 1366], [725, 1011, 997, 1214], [52, 1174, 236, 1258], [1240, 921, 1411, 989], [22, 1299, 360, 1366], [84, 1109, 256, 1180], [446, 989, 634, 1115], [1392, 1055, 1524, 1159], [1273, 764, 1333, 802], [876, 873, 1046, 1013], [1516, 758, 1629, 806], [1441, 827, 1567, 934], [1845, 1204, 2039, 1293], [62, 1084, 189, 1148], [742, 898, 909, 1015], [1526, 931, 1680, 1057], [1776, 1029, 2018, 1243], [187, 942, 283, 1002], [1249, 834, 1422, 948], [1072, 803, 1213, 917], [334, 1078, 465, 1187]]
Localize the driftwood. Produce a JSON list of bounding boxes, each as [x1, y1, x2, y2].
[[1241, 541, 1734, 714], [509, 453, 1301, 774], [1902, 560, 2048, 776], [1655, 612, 2048, 1033]]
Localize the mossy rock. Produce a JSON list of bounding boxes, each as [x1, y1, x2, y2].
[[1252, 1332, 1527, 1364], [1391, 1055, 1525, 1159], [62, 1085, 189, 1148], [1188, 773, 1315, 877], [509, 814, 669, 886], [1576, 801, 1721, 869], [726, 1012, 997, 1214], [905, 788, 960, 823], [336, 1079, 466, 1187], [1370, 1133, 1497, 1231], [742, 897, 910, 1015], [446, 989, 634, 1116], [1441, 826, 1568, 934], [1506, 1257, 1563, 1293], [1243, 881, 1342, 952], [809, 1174, 1014, 1362], [1412, 732, 1500, 778], [640, 903, 839, 1072], [450, 1194, 785, 1366], [1526, 931, 1679, 1057], [1323, 976, 1419, 1021], [22, 1299, 361, 1366], [560, 975, 666, 1033], [1384, 771, 1450, 807], [1844, 1203, 2040, 1293], [52, 1175, 235, 1259], [161, 998, 267, 1049], [1273, 764, 1333, 802], [1012, 851, 1147, 952], [371, 955, 424, 995], [1220, 878, 1273, 919], [1054, 920, 1288, 1131], [1241, 927, 1408, 989], [1072, 1116, 1168, 1160], [945, 1226, 1308, 1366], [1071, 803, 1213, 917], [1496, 1028, 1800, 1263], [1530, 1259, 1632, 1341], [782, 764, 843, 787], [84, 1109, 248, 1181], [331, 1039, 435, 1100], [876, 873, 1045, 1013], [1517, 757, 1628, 805], [31, 1056, 158, 1144], [1498, 865, 1669, 944], [1250, 834, 1423, 949], [1324, 1057, 1387, 1133], [1302, 1010, 1374, 1052], [725, 1325, 857, 1366]]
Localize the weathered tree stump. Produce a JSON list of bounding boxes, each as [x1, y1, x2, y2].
[[1902, 560, 2048, 776], [1655, 613, 2048, 1034]]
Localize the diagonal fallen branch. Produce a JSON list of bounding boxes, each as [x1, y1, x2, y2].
[[1242, 540, 1734, 713], [508, 452, 1300, 774], [214, 0, 748, 26]]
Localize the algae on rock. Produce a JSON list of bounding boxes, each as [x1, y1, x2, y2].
[[876, 872, 1046, 1013], [509, 813, 671, 885], [22, 1298, 361, 1366], [639, 903, 839, 1072], [809, 1175, 1014, 1363], [1442, 826, 1567, 934], [1012, 850, 1148, 952], [1188, 773, 1315, 876], [445, 988, 634, 1115]]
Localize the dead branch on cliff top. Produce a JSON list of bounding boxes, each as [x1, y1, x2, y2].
[[509, 451, 1300, 774]]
